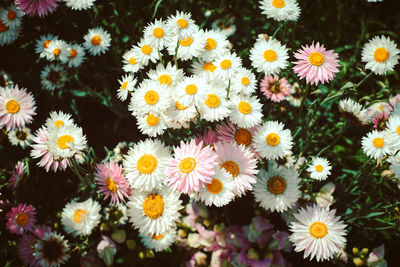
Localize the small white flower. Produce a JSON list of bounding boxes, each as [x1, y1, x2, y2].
[[228, 95, 263, 129], [307, 157, 332, 181], [361, 130, 391, 160], [259, 0, 301, 22], [117, 74, 136, 101], [83, 27, 111, 56]]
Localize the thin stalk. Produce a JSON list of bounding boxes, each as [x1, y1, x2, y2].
[[355, 72, 373, 89], [226, 80, 231, 99], [315, 123, 349, 157], [173, 40, 180, 69], [271, 22, 285, 39], [297, 83, 310, 121]]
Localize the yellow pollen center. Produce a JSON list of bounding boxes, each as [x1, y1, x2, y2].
[[54, 120, 65, 128], [272, 0, 286, 8], [221, 160, 239, 177], [179, 37, 193, 46], [220, 59, 232, 69], [137, 154, 158, 174], [397, 126, 400, 136], [185, 84, 197, 95], [105, 177, 117, 192], [205, 38, 217, 50], [207, 178, 223, 194], [315, 164, 324, 172], [238, 101, 252, 114], [144, 90, 159, 105], [203, 62, 217, 72], [241, 77, 250, 86], [309, 222, 328, 238], [266, 133, 280, 146], [141, 45, 153, 55], [175, 101, 187, 110], [235, 128, 252, 146], [158, 74, 172, 85], [43, 40, 51, 48], [69, 49, 77, 58], [152, 233, 164, 240], [56, 135, 74, 149], [91, 35, 101, 45], [8, 11, 17, 20], [179, 157, 197, 173], [205, 94, 221, 108], [153, 27, 164, 38], [53, 48, 61, 56], [177, 18, 188, 29], [373, 47, 389, 63], [267, 176, 286, 195], [142, 194, 165, 219], [372, 137, 384, 148], [309, 52, 325, 66], [129, 57, 137, 65], [73, 209, 87, 223], [146, 114, 159, 126], [5, 99, 20, 114], [263, 49, 277, 62], [16, 213, 29, 226], [120, 81, 128, 90]]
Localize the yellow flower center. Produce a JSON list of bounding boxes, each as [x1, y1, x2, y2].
[[54, 120, 65, 128], [241, 77, 250, 86], [207, 178, 223, 194], [397, 125, 400, 136], [73, 209, 87, 223], [5, 99, 20, 114], [272, 0, 286, 8], [373, 47, 389, 63], [16, 213, 29, 226], [267, 176, 286, 195], [205, 38, 217, 50], [0, 19, 8, 32], [220, 59, 232, 69], [120, 81, 128, 90], [8, 11, 17, 20], [179, 37, 193, 46], [129, 57, 137, 65], [372, 137, 384, 148], [263, 49, 277, 62], [309, 52, 325, 66], [142, 194, 165, 219], [315, 164, 324, 172], [105, 177, 117, 192], [205, 94, 221, 108], [238, 101, 252, 114], [203, 62, 217, 72], [221, 160, 239, 177], [141, 45, 153, 55], [43, 40, 51, 48], [266, 133, 280, 146], [69, 49, 77, 58], [158, 74, 172, 85], [185, 84, 197, 95], [175, 101, 187, 110], [53, 48, 61, 56], [146, 114, 159, 126], [235, 128, 252, 146], [56, 135, 74, 149], [91, 35, 101, 46], [153, 27, 164, 38], [179, 157, 197, 173], [309, 222, 328, 238], [137, 154, 158, 174], [152, 233, 164, 240], [177, 18, 188, 29], [144, 90, 159, 105]]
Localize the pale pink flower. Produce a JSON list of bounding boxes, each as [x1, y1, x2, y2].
[[194, 129, 218, 147], [6, 203, 36, 235], [8, 161, 26, 189], [390, 94, 400, 108], [259, 75, 291, 102]]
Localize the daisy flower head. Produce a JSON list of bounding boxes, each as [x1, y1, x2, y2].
[[132, 39, 159, 66], [140, 228, 177, 252], [45, 110, 74, 133], [386, 114, 400, 148], [127, 187, 183, 236], [259, 0, 301, 21], [1, 5, 23, 29], [165, 139, 218, 194], [44, 39, 69, 62], [83, 27, 111, 56], [8, 127, 32, 148], [230, 68, 257, 95], [212, 52, 242, 81], [8, 161, 27, 189], [250, 37, 289, 75], [253, 163, 300, 212], [167, 31, 206, 61], [338, 98, 369, 125], [289, 204, 347, 262], [34, 231, 70, 267], [61, 198, 101, 237], [174, 75, 209, 107], [122, 48, 144, 73], [117, 74, 136, 101], [197, 167, 235, 207], [260, 75, 291, 102], [164, 98, 197, 126], [65, 0, 96, 10], [35, 34, 58, 59], [6, 203, 36, 235], [18, 233, 41, 266], [253, 120, 293, 160], [199, 29, 230, 62], [0, 85, 36, 131], [95, 160, 131, 205], [136, 112, 168, 137], [198, 82, 231, 122], [166, 11, 199, 39], [48, 124, 87, 160], [361, 35, 399, 75], [123, 138, 171, 192], [40, 63, 68, 91], [144, 19, 173, 50], [228, 94, 263, 129], [67, 43, 85, 68], [307, 157, 332, 181], [292, 42, 340, 85], [361, 130, 391, 160], [214, 141, 258, 197], [15, 0, 59, 17], [147, 62, 184, 89], [191, 60, 218, 81]]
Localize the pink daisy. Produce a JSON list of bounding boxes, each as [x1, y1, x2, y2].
[[292, 42, 340, 86], [214, 141, 259, 197], [6, 203, 37, 235], [165, 139, 218, 194], [15, 0, 59, 17], [260, 75, 291, 102], [8, 161, 27, 189], [194, 128, 218, 147], [95, 160, 131, 205], [0, 85, 36, 131], [372, 112, 389, 131], [18, 225, 52, 267]]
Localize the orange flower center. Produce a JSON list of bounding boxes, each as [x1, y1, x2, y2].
[[185, 84, 197, 95], [120, 81, 128, 90], [146, 114, 159, 126], [220, 59, 232, 69], [158, 74, 172, 85], [315, 164, 324, 172], [266, 133, 280, 146], [203, 62, 217, 72], [372, 137, 384, 148], [175, 101, 187, 110], [43, 40, 51, 48], [309, 222, 328, 238], [263, 49, 277, 62], [0, 19, 9, 32], [56, 135, 74, 149], [8, 11, 17, 20], [73, 209, 87, 223], [177, 18, 188, 29], [141, 45, 153, 55], [153, 27, 164, 38], [221, 160, 239, 177], [142, 194, 165, 219], [105, 177, 117, 192], [144, 90, 159, 105], [152, 233, 164, 240], [129, 57, 137, 65], [53, 48, 61, 56], [207, 178, 223, 194], [235, 128, 252, 146], [16, 213, 29, 226], [69, 49, 77, 58], [179, 37, 193, 46], [309, 52, 325, 66], [179, 157, 196, 173], [373, 47, 389, 63], [238, 101, 252, 114], [54, 120, 65, 128], [205, 38, 217, 50], [267, 176, 286, 195], [272, 0, 286, 8], [205, 94, 221, 108], [5, 99, 20, 114], [137, 154, 158, 174], [91, 35, 101, 45], [241, 77, 250, 86]]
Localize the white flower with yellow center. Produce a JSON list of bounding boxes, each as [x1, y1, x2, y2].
[[259, 0, 301, 22], [361, 130, 391, 160], [48, 124, 87, 159], [230, 68, 257, 95], [136, 112, 168, 137], [1, 5, 23, 29], [117, 74, 136, 101], [129, 79, 171, 116], [35, 34, 58, 59], [61, 198, 101, 237], [144, 19, 173, 50], [250, 37, 289, 75], [67, 43, 85, 68], [199, 29, 230, 62], [164, 100, 197, 127], [65, 0, 96, 10], [361, 35, 399, 75], [44, 40, 69, 63], [45, 111, 74, 133], [123, 139, 171, 192], [289, 204, 347, 262], [132, 39, 159, 66], [147, 62, 184, 90], [385, 114, 400, 149], [122, 49, 144, 73], [174, 76, 209, 107], [307, 157, 332, 181], [83, 27, 111, 56], [253, 120, 293, 160], [140, 228, 177, 252], [191, 60, 218, 81], [338, 98, 369, 125], [198, 82, 231, 122], [253, 163, 300, 212], [166, 11, 199, 39], [167, 31, 206, 61], [127, 187, 183, 236], [212, 52, 242, 81], [228, 95, 263, 129]]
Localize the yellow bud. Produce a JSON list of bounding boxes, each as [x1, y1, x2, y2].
[[352, 247, 359, 254], [361, 248, 369, 255], [353, 258, 363, 266]]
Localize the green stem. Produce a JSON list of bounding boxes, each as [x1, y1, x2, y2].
[[173, 40, 180, 69], [315, 123, 349, 157], [271, 22, 285, 39], [355, 72, 373, 89], [226, 80, 231, 99], [158, 49, 164, 66], [297, 83, 310, 121]]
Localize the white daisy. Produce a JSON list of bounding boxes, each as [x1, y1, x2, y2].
[[166, 11, 199, 39], [338, 98, 369, 125], [198, 29, 230, 62], [385, 114, 400, 149], [253, 120, 293, 160], [361, 130, 391, 160], [250, 37, 289, 75], [44, 40, 69, 62], [228, 95, 263, 129], [230, 68, 257, 95], [83, 27, 111, 56], [45, 111, 74, 133], [147, 62, 184, 89], [140, 228, 177, 252], [1, 5, 23, 29], [143, 19, 173, 50], [289, 204, 347, 262], [307, 157, 332, 181], [259, 0, 301, 22], [132, 39, 159, 66], [67, 43, 85, 68], [167, 31, 206, 61], [212, 52, 242, 81], [61, 198, 101, 237], [198, 82, 231, 122], [40, 63, 68, 91], [361, 35, 400, 75], [117, 74, 136, 101], [253, 163, 300, 212], [164, 100, 197, 127], [48, 124, 87, 159], [136, 112, 168, 137], [127, 187, 183, 236], [35, 34, 58, 59], [8, 127, 32, 148], [191, 60, 218, 81], [174, 76, 209, 107], [122, 48, 144, 73], [123, 138, 171, 192], [65, 0, 96, 10]]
